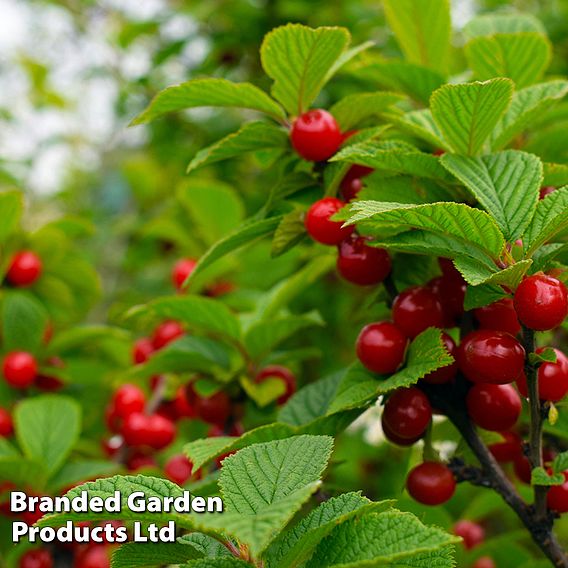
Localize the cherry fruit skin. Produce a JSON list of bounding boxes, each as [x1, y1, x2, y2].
[[340, 164, 374, 201], [305, 197, 353, 245], [113, 384, 146, 417], [406, 461, 456, 506], [188, 385, 232, 426], [474, 298, 521, 336], [6, 251, 42, 287], [466, 384, 521, 431], [337, 235, 391, 286], [165, 454, 199, 485], [382, 387, 432, 440], [173, 385, 196, 418], [472, 557, 496, 568], [133, 337, 154, 364], [488, 431, 522, 463], [547, 472, 568, 513], [290, 109, 343, 162], [392, 286, 445, 339], [19, 549, 53, 568], [356, 322, 408, 374], [539, 186, 556, 199], [0, 408, 13, 438], [152, 320, 184, 349], [516, 348, 568, 402], [381, 414, 423, 446], [422, 332, 458, 384], [2, 352, 38, 388], [121, 413, 176, 450], [75, 545, 110, 568], [458, 330, 525, 384], [255, 365, 297, 405], [453, 520, 485, 550], [514, 274, 568, 330], [172, 258, 197, 290]]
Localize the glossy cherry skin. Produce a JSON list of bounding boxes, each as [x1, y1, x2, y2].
[[0, 408, 13, 438], [466, 384, 521, 432], [172, 258, 197, 290], [422, 333, 458, 384], [516, 348, 568, 402], [382, 387, 432, 440], [337, 235, 391, 286], [19, 549, 53, 568], [187, 385, 231, 427], [547, 472, 568, 513], [458, 330, 525, 384], [290, 109, 343, 162], [165, 454, 200, 485], [340, 164, 374, 201], [133, 337, 154, 364], [2, 352, 38, 388], [393, 286, 445, 339], [126, 452, 157, 472], [474, 298, 521, 336], [472, 557, 496, 568], [113, 384, 146, 417], [173, 385, 196, 419], [121, 413, 176, 450], [453, 520, 485, 550], [514, 274, 568, 331], [255, 365, 297, 405], [305, 197, 353, 245], [152, 320, 184, 349], [6, 251, 42, 287], [381, 414, 423, 446], [428, 275, 466, 327], [75, 545, 110, 568], [406, 462, 456, 506], [539, 186, 556, 199], [356, 321, 408, 374], [488, 431, 522, 463]]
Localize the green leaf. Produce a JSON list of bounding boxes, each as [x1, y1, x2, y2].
[[361, 175, 454, 205], [464, 284, 507, 311], [464, 13, 545, 38], [329, 92, 404, 130], [543, 162, 568, 187], [125, 295, 241, 342], [178, 534, 232, 558], [261, 24, 351, 115], [46, 325, 130, 355], [523, 186, 568, 254], [112, 542, 203, 568], [0, 457, 48, 487], [453, 258, 532, 288], [266, 493, 394, 568], [491, 81, 568, 150], [184, 560, 252, 568], [552, 451, 568, 474], [240, 375, 287, 407], [531, 466, 565, 486], [430, 79, 513, 156], [305, 510, 459, 567], [441, 151, 542, 241], [271, 210, 307, 258], [131, 79, 285, 124], [465, 33, 551, 89], [389, 109, 448, 149], [15, 395, 81, 476], [48, 461, 120, 492], [0, 190, 23, 243], [187, 122, 288, 173], [1, 291, 49, 353], [383, 0, 451, 74]]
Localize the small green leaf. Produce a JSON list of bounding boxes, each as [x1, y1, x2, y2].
[[0, 190, 23, 243], [240, 375, 286, 407], [531, 466, 564, 486], [389, 109, 448, 149], [464, 284, 507, 311], [329, 92, 404, 130], [271, 210, 307, 258], [0, 458, 48, 488], [453, 258, 532, 287], [552, 451, 568, 474], [529, 347, 557, 365]]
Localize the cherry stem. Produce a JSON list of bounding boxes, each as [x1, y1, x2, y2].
[[146, 374, 168, 415]]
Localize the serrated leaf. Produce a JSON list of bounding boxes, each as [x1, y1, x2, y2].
[[529, 347, 557, 365], [184, 561, 251, 568], [187, 122, 288, 173], [465, 33, 551, 89], [531, 466, 565, 486], [271, 210, 307, 258], [464, 284, 508, 311], [453, 258, 532, 287], [523, 186, 568, 254], [389, 109, 448, 149], [491, 81, 568, 150], [305, 510, 460, 568], [441, 151, 541, 241], [1, 291, 49, 352], [383, 0, 451, 74], [329, 92, 404, 130], [261, 24, 351, 115], [131, 79, 285, 124], [430, 79, 513, 156], [178, 534, 232, 558], [0, 190, 23, 243], [112, 542, 203, 568], [15, 395, 81, 476], [552, 451, 568, 474]]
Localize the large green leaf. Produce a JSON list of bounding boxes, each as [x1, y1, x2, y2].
[[465, 33, 551, 89], [441, 151, 542, 241], [260, 24, 351, 115], [329, 92, 404, 130], [48, 461, 120, 492], [0, 190, 23, 244], [131, 79, 285, 124], [389, 109, 448, 149], [430, 79, 513, 156], [383, 0, 451, 74], [0, 457, 48, 488], [112, 542, 203, 568], [14, 395, 81, 476]]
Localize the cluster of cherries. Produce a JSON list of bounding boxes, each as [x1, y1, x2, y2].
[[453, 519, 496, 568]]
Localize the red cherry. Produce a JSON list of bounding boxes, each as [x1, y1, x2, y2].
[[205, 281, 235, 297], [474, 298, 521, 336], [514, 274, 568, 330], [393, 286, 445, 338], [121, 413, 149, 446], [514, 449, 555, 484], [146, 414, 176, 449], [453, 520, 485, 550], [382, 387, 432, 440], [381, 415, 422, 446], [19, 549, 53, 568], [488, 431, 522, 463], [305, 197, 353, 246], [406, 461, 456, 505], [75, 545, 110, 568], [466, 384, 521, 431], [101, 435, 123, 457], [290, 109, 343, 162], [173, 385, 196, 418], [126, 452, 157, 472], [255, 365, 297, 405], [340, 165, 374, 201], [422, 332, 458, 384], [156, 400, 178, 422], [2, 351, 38, 388], [539, 186, 556, 199], [356, 321, 408, 374], [472, 557, 496, 568], [152, 320, 184, 349], [337, 235, 391, 286], [172, 258, 197, 290], [547, 471, 568, 513], [458, 330, 525, 384], [133, 338, 154, 364], [35, 374, 64, 391], [113, 384, 146, 417], [0, 408, 13, 438], [165, 454, 200, 485], [192, 388, 231, 426], [6, 251, 42, 287], [516, 348, 568, 402], [428, 275, 466, 326]]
